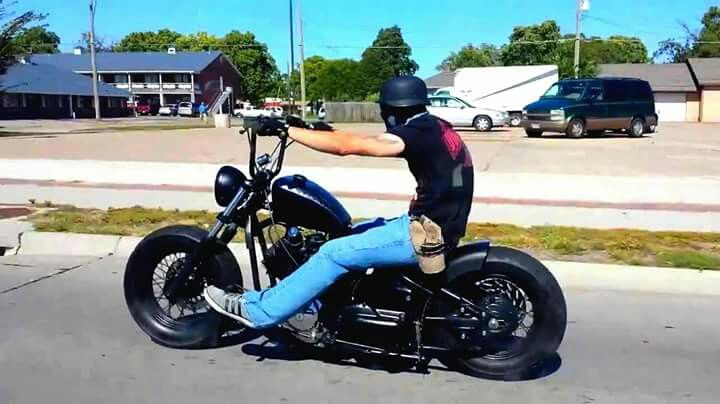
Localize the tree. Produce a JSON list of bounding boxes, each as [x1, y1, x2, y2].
[[695, 6, 720, 57], [654, 6, 720, 62], [76, 32, 112, 52], [113, 29, 183, 52], [12, 26, 59, 53], [360, 26, 418, 94], [437, 44, 500, 71], [500, 20, 561, 66], [0, 0, 45, 73], [222, 30, 280, 103]]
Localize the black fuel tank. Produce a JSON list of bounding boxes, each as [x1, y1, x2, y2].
[[271, 175, 352, 236]]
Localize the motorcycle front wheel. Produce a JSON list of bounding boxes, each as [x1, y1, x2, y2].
[[124, 225, 243, 348], [428, 246, 567, 380]]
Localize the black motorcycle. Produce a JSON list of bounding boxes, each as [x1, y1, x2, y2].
[[123, 117, 567, 379]]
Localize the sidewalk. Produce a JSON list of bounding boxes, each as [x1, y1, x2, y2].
[[2, 158, 720, 232]]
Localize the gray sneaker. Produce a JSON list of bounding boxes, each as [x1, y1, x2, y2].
[[203, 285, 255, 328]]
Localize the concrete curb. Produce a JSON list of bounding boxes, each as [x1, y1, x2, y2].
[[8, 231, 720, 296]]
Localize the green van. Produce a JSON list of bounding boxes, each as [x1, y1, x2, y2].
[[521, 78, 658, 138]]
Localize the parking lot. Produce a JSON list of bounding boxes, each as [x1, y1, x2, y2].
[[1, 120, 718, 177]]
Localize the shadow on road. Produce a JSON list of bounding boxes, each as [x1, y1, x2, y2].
[[224, 328, 563, 381]]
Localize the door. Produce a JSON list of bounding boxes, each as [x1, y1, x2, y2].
[[604, 80, 630, 129], [583, 83, 608, 130], [428, 97, 464, 125], [655, 92, 687, 122]]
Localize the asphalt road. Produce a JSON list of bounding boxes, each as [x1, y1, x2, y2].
[[1, 255, 719, 404]]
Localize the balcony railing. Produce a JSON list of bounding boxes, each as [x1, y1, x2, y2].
[[111, 83, 198, 92]]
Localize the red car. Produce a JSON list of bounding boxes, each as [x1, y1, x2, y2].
[[135, 103, 159, 116]]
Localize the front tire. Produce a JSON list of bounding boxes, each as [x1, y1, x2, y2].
[[124, 225, 243, 348], [431, 246, 567, 380], [474, 115, 493, 132], [566, 118, 585, 138]]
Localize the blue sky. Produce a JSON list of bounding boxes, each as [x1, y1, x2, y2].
[[21, 0, 718, 77]]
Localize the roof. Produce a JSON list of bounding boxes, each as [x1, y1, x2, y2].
[[424, 71, 455, 89], [29, 51, 222, 73], [688, 58, 720, 86], [0, 62, 131, 97], [598, 63, 697, 92]]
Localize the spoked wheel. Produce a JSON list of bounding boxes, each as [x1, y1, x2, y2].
[[427, 246, 566, 380], [124, 225, 243, 348]]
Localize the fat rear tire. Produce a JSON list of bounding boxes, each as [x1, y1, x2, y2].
[[124, 225, 243, 349], [432, 246, 567, 380]]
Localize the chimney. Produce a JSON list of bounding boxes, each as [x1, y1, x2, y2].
[[167, 47, 176, 55], [73, 46, 83, 55]]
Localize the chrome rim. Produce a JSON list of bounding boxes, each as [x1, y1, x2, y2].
[[510, 116, 521, 126], [152, 253, 210, 320], [476, 118, 491, 131], [633, 120, 644, 135], [571, 121, 584, 136]]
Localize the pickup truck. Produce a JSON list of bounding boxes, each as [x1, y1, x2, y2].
[[233, 103, 283, 118]]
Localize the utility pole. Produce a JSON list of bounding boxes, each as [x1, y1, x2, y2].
[[288, 0, 295, 114], [574, 0, 590, 78], [297, 0, 306, 119], [89, 0, 101, 120]]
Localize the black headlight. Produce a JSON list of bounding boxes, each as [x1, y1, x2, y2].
[[214, 166, 248, 207]]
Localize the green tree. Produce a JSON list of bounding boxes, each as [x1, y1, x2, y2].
[[655, 6, 720, 61], [113, 29, 183, 52], [360, 26, 418, 94], [0, 0, 45, 73], [222, 30, 280, 103], [500, 20, 561, 66], [12, 26, 59, 53], [437, 44, 500, 71], [695, 6, 720, 57], [316, 59, 366, 101]]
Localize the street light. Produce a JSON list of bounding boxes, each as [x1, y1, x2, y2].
[[89, 0, 100, 120], [574, 0, 590, 78]]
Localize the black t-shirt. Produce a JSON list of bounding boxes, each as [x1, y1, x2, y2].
[[389, 113, 474, 247]]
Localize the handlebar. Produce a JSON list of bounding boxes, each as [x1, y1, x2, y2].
[[241, 116, 288, 182]]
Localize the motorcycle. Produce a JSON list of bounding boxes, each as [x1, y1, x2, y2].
[[123, 117, 567, 379]]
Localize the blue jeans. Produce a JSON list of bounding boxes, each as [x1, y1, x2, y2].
[[241, 214, 417, 328]]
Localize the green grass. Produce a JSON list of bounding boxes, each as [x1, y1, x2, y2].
[[25, 205, 720, 270]]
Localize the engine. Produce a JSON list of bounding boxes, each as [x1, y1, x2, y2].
[[263, 226, 327, 280]]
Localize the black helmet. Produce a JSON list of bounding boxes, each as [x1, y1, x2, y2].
[[379, 76, 430, 107]]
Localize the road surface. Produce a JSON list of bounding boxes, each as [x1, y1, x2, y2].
[[1, 255, 719, 403]]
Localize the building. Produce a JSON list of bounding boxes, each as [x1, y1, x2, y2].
[[30, 49, 241, 107], [599, 63, 699, 122], [424, 71, 455, 94], [688, 58, 720, 123], [0, 61, 131, 120]]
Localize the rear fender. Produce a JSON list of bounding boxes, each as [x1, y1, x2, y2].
[[445, 240, 491, 284]]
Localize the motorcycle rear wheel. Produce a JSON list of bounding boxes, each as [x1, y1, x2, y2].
[[430, 246, 566, 380], [124, 225, 243, 348]]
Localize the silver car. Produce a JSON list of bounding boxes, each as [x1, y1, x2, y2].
[[428, 96, 508, 131]]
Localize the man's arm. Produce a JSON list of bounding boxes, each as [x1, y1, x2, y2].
[[288, 127, 405, 157]]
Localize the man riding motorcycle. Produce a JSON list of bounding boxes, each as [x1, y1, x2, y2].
[[204, 75, 474, 329]]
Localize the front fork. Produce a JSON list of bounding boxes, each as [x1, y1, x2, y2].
[[164, 189, 252, 302]]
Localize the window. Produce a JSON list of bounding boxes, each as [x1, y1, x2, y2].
[[447, 98, 464, 108], [2, 93, 19, 108], [628, 81, 653, 101], [586, 86, 603, 101], [543, 81, 588, 100], [604, 81, 628, 102], [430, 98, 447, 107]]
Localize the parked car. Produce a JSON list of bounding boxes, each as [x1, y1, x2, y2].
[[135, 103, 159, 116], [263, 106, 284, 118], [427, 95, 509, 131], [177, 102, 195, 117], [522, 78, 658, 138], [158, 104, 178, 116]]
